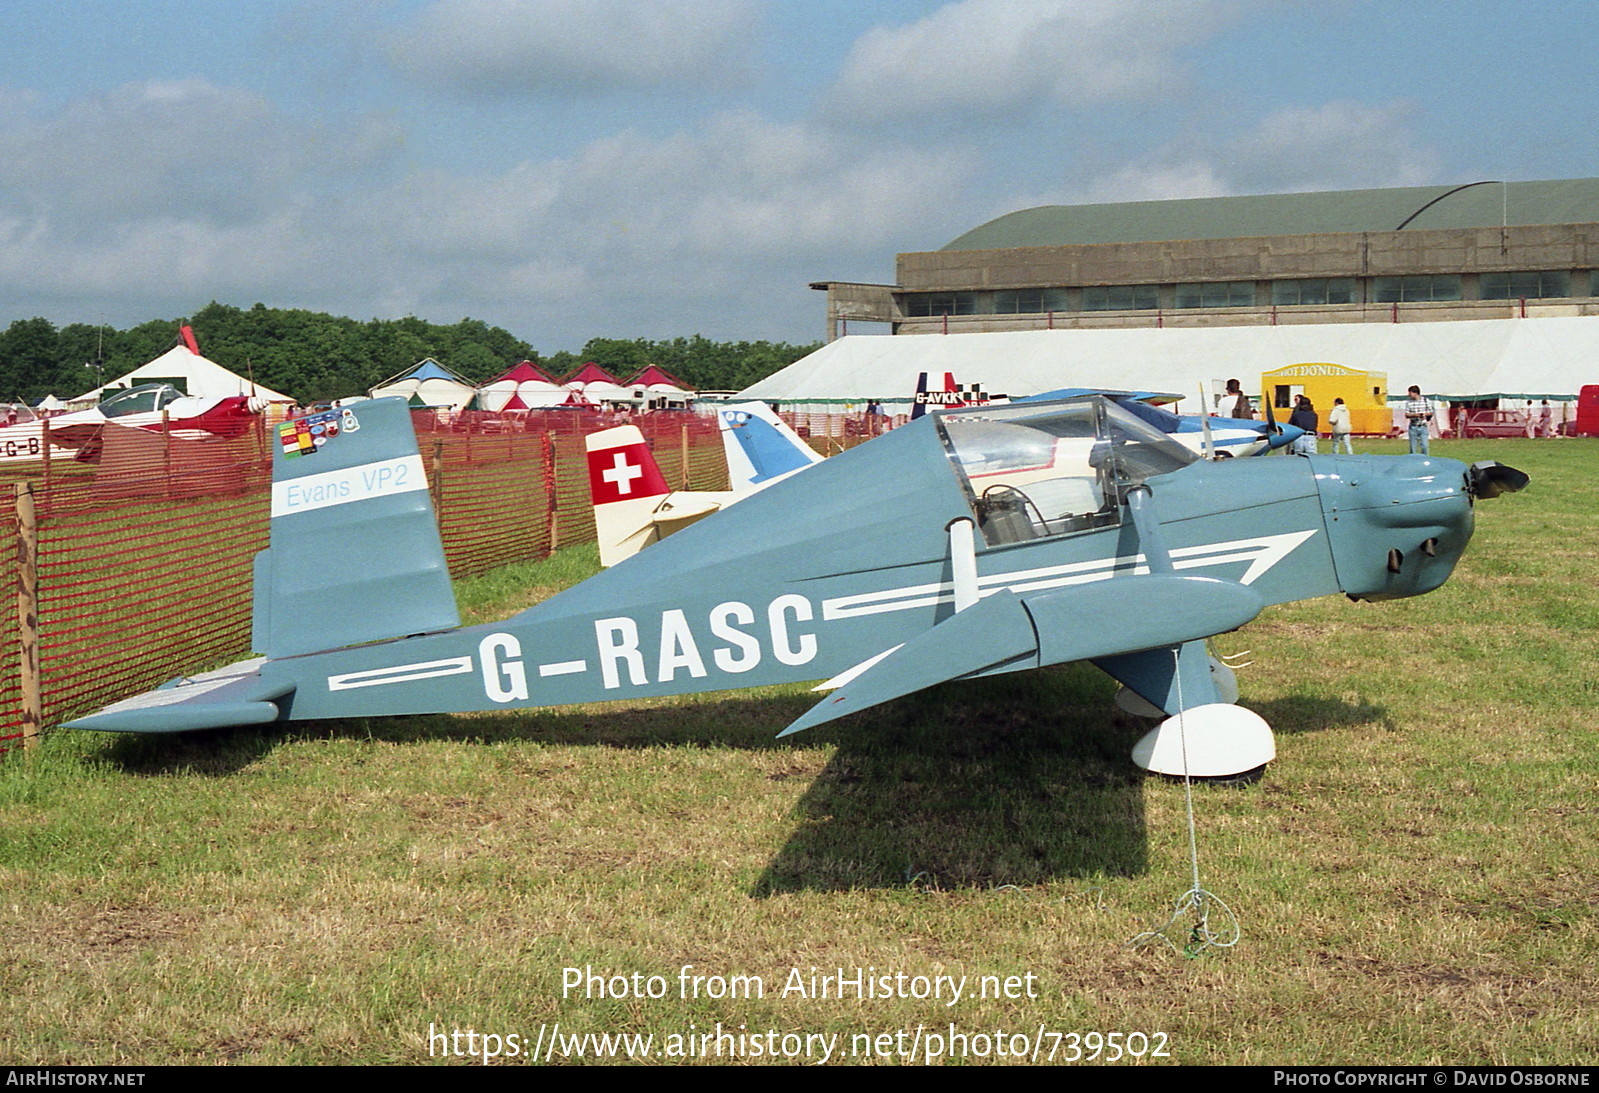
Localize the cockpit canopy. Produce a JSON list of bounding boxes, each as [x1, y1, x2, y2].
[[936, 396, 1198, 546], [98, 384, 186, 418]]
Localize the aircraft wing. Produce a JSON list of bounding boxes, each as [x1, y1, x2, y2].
[[780, 573, 1263, 736]]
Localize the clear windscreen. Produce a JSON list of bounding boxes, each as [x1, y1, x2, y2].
[[100, 384, 182, 418], [937, 396, 1198, 545]]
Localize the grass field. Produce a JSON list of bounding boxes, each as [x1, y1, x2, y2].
[[1, 438, 1594, 1066]]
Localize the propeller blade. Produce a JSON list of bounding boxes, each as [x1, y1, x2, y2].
[[1468, 461, 1530, 499]]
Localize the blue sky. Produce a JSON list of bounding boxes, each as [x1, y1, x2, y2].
[[2, 0, 1595, 354]]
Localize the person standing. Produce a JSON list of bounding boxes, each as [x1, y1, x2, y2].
[[1539, 399, 1554, 438], [1224, 378, 1252, 419], [1328, 397, 1353, 454], [1289, 395, 1318, 454], [1404, 386, 1432, 455]]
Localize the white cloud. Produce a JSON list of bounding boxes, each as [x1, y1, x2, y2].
[[825, 0, 1239, 121], [385, 0, 760, 95], [1073, 162, 1232, 204], [0, 79, 401, 234], [334, 110, 979, 320], [0, 83, 974, 345], [1022, 100, 1442, 208], [1221, 100, 1442, 193]]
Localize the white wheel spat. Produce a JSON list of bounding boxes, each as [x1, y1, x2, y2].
[[1131, 703, 1275, 779]]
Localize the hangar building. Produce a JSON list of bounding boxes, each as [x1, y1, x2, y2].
[[810, 178, 1599, 339], [760, 179, 1598, 413]]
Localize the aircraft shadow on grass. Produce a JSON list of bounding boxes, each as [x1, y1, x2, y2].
[[97, 661, 1382, 893], [750, 666, 1154, 895]]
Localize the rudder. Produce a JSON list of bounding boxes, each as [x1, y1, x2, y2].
[[253, 398, 459, 658]]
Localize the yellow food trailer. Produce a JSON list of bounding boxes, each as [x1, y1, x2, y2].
[[1261, 362, 1391, 436]]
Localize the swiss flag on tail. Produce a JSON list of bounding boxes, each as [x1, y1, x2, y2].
[[586, 437, 670, 505]]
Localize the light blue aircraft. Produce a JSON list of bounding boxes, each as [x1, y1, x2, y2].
[[66, 394, 1526, 780], [717, 402, 824, 487], [1020, 388, 1305, 456], [911, 372, 1303, 456]]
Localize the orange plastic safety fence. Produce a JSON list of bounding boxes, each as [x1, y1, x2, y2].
[[0, 409, 844, 753], [33, 460, 270, 731], [0, 489, 20, 746]]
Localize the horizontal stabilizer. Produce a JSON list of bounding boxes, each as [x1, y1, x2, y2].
[[649, 495, 725, 531], [64, 659, 293, 734]]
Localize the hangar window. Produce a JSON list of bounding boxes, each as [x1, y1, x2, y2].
[[1479, 270, 1570, 299], [1271, 278, 1357, 306], [1372, 275, 1461, 303], [1174, 281, 1255, 309], [993, 288, 1069, 314], [903, 292, 978, 317], [1082, 284, 1158, 311]]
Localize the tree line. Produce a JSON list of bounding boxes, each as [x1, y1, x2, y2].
[[0, 302, 820, 405]]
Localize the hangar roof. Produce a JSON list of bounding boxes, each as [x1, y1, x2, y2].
[[941, 178, 1599, 251]]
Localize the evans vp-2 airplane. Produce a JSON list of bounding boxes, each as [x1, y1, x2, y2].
[[67, 394, 1525, 780]]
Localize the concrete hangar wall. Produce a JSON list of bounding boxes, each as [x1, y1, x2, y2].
[[810, 178, 1599, 339]]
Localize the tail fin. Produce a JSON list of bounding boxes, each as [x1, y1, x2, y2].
[[253, 397, 459, 658], [586, 425, 674, 567], [911, 371, 972, 419], [910, 371, 932, 419], [716, 402, 822, 494]]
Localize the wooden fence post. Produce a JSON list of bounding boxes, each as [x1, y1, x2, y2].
[[545, 432, 559, 553], [431, 439, 445, 536], [680, 424, 690, 490], [161, 409, 172, 499], [40, 417, 51, 502], [16, 482, 40, 748]]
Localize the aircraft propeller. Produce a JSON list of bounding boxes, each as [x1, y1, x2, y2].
[[1262, 391, 1281, 440]]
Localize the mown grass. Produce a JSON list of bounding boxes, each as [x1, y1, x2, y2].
[[0, 438, 1594, 1065]]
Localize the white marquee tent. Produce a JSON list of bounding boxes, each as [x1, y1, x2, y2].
[[78, 344, 293, 403], [370, 358, 477, 411], [739, 316, 1599, 412]]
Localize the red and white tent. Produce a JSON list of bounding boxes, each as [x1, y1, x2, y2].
[[475, 361, 570, 410], [562, 362, 634, 405]]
